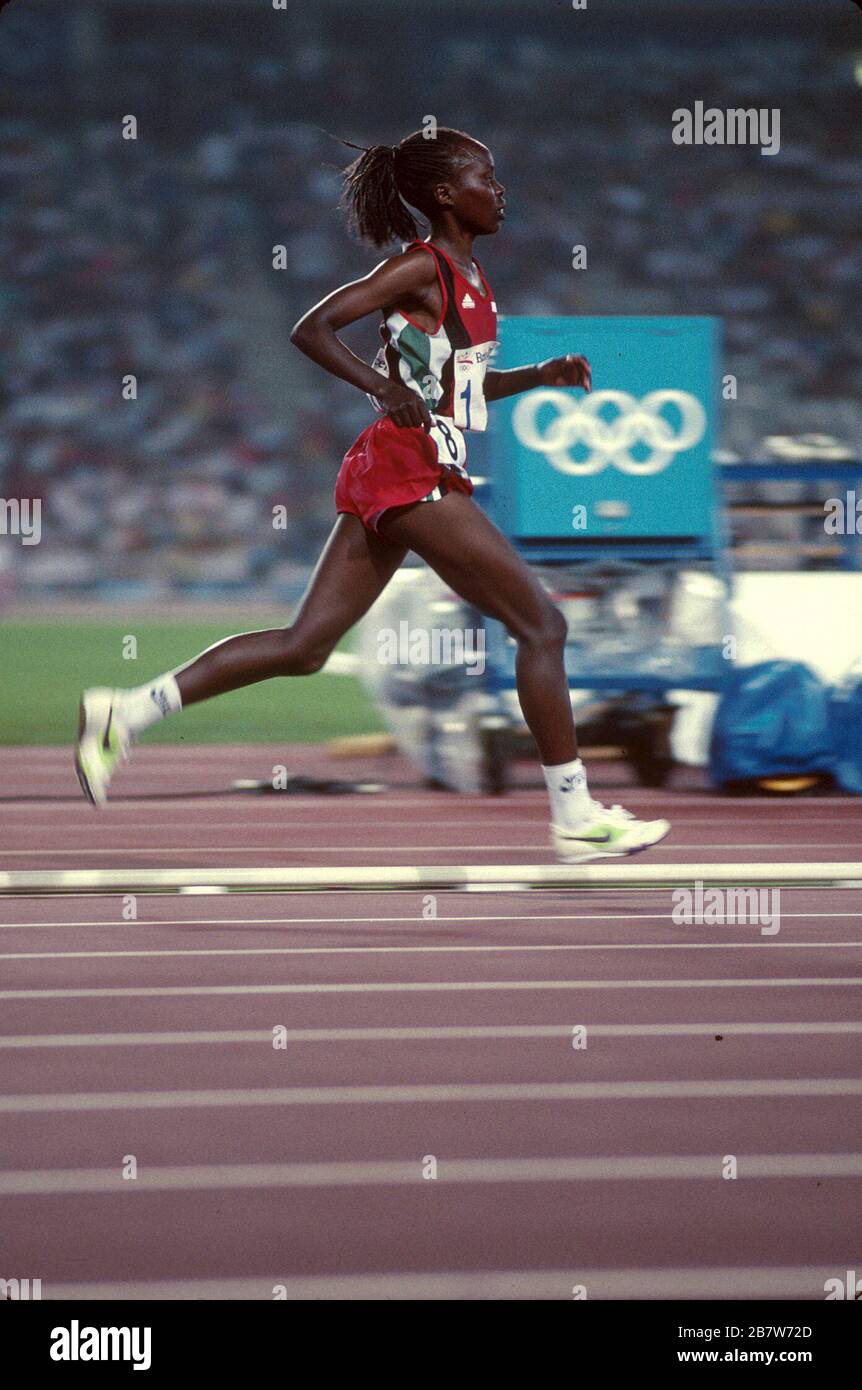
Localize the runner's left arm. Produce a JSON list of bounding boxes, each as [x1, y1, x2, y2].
[[485, 354, 591, 401]]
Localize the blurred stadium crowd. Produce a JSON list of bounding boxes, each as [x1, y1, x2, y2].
[[1, 3, 860, 596]]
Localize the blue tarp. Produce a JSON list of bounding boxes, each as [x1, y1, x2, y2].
[[709, 661, 834, 787], [828, 675, 862, 795]]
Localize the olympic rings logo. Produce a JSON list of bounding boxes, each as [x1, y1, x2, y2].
[[511, 389, 707, 476]]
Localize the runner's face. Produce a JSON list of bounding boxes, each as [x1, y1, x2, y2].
[[445, 145, 506, 235]]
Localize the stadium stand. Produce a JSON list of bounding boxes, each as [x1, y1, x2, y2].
[[1, 4, 860, 593]]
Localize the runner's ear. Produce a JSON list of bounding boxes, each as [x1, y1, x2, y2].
[[432, 181, 455, 210]]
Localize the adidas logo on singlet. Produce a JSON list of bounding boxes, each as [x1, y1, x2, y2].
[[461, 292, 475, 309]]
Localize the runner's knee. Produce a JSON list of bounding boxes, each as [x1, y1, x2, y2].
[[276, 625, 334, 675], [511, 603, 568, 650]]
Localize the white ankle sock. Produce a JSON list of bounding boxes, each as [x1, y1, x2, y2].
[[115, 674, 183, 736], [542, 756, 592, 828]]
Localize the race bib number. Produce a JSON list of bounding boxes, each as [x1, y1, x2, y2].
[[428, 415, 467, 472], [452, 342, 494, 432]]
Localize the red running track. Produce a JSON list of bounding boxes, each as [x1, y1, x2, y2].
[[1, 744, 861, 1300]]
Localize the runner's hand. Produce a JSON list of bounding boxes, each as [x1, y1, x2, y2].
[[537, 354, 592, 392], [379, 381, 433, 431]]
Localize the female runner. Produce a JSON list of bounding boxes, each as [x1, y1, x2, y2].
[[75, 126, 670, 862]]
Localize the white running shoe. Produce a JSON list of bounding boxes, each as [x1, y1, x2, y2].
[[552, 799, 670, 864], [74, 688, 131, 807]]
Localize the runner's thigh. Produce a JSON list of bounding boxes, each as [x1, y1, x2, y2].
[[378, 490, 564, 641], [291, 513, 408, 646]]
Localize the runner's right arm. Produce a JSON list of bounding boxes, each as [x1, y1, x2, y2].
[[290, 249, 438, 430]]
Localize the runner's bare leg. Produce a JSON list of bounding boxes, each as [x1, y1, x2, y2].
[[378, 489, 576, 765], [173, 515, 407, 704]]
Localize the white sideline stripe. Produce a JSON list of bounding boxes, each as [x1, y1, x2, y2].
[[3, 940, 861, 963], [3, 909, 861, 932], [37, 1265, 846, 1301], [3, 1152, 861, 1197], [3, 861, 861, 894], [3, 843, 862, 857], [1, 976, 860, 1001], [2, 1078, 862, 1116], [2, 1021, 861, 1049]]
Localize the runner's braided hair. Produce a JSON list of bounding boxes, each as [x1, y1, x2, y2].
[[336, 127, 478, 247]]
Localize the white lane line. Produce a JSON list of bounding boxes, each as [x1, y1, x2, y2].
[[36, 1266, 849, 1301], [83, 813, 828, 826], [3, 909, 861, 931], [3, 843, 862, 856], [3, 1152, 861, 1197], [4, 940, 862, 963], [4, 820, 526, 833], [3, 788, 859, 807], [6, 787, 861, 811], [1, 976, 860, 1001], [3, 1078, 862, 1115], [6, 813, 862, 830], [2, 1021, 861, 1049]]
